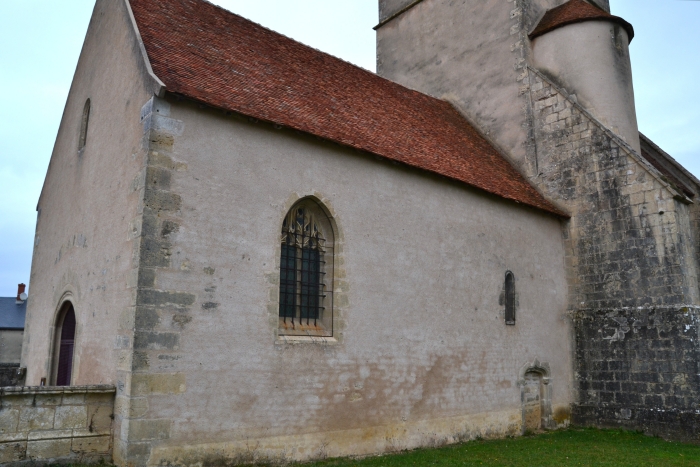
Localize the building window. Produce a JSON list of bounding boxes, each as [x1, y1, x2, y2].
[[279, 199, 334, 337], [78, 99, 91, 152], [505, 271, 516, 325], [53, 303, 77, 386]]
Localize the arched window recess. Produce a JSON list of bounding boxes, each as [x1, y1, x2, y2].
[[279, 199, 334, 337], [52, 302, 77, 386]]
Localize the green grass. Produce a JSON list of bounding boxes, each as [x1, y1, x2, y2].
[[302, 428, 700, 467], [56, 428, 700, 467]]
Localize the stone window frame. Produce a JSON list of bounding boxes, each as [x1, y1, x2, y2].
[[49, 292, 80, 386], [270, 193, 347, 345]]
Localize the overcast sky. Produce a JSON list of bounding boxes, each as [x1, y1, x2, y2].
[[0, 1, 698, 296]]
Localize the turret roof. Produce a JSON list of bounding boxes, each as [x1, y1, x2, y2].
[[530, 0, 634, 42]]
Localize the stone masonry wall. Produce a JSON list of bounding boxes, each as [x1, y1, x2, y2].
[[527, 67, 699, 310], [527, 68, 700, 439], [0, 365, 20, 387], [0, 385, 115, 464], [690, 203, 700, 298], [114, 97, 192, 466], [573, 307, 700, 440]]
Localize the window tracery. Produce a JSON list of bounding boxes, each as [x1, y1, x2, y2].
[[279, 200, 334, 337]]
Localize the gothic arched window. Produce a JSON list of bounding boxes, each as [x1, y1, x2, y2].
[[505, 271, 516, 325], [53, 302, 77, 386], [279, 199, 334, 337]]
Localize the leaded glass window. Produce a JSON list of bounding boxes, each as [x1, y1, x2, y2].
[[279, 200, 334, 336]]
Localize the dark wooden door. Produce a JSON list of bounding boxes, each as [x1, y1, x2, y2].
[[56, 307, 76, 386]]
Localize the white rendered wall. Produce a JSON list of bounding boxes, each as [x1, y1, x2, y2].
[[21, 0, 159, 386], [137, 98, 574, 464]]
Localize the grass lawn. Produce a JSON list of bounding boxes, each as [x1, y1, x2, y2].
[[301, 428, 700, 467], [60, 428, 700, 467]]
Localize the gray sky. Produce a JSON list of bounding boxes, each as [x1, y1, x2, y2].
[[0, 1, 698, 296]]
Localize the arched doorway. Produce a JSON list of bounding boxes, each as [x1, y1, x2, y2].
[[522, 371, 545, 432], [54, 304, 76, 386], [519, 360, 553, 434]]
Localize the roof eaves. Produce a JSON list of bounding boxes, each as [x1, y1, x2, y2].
[[639, 133, 700, 191], [168, 91, 570, 219]]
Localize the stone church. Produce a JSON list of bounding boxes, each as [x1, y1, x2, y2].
[[14, 0, 700, 464]]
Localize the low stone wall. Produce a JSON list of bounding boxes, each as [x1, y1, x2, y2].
[[572, 306, 700, 441], [0, 385, 115, 465]]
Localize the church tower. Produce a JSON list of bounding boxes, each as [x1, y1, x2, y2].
[[378, 0, 700, 440], [376, 0, 637, 175]]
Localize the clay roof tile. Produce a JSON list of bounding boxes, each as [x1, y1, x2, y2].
[[530, 0, 634, 42], [129, 0, 567, 217]]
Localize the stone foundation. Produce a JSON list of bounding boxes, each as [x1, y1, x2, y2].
[[0, 385, 115, 465], [573, 306, 700, 441]]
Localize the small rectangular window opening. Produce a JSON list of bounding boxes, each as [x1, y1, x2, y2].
[[505, 271, 516, 325]]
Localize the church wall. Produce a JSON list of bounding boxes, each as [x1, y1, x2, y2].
[[527, 68, 700, 439], [121, 96, 573, 466], [376, 0, 563, 178], [528, 69, 699, 309], [22, 0, 159, 392]]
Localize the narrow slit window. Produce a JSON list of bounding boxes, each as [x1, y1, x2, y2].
[[78, 99, 91, 152], [278, 200, 334, 337], [505, 271, 515, 325]]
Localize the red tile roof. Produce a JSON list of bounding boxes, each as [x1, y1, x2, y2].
[[530, 0, 634, 42], [129, 0, 566, 217]]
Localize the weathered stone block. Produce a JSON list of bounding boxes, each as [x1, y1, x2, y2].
[[0, 408, 19, 433], [72, 434, 111, 453], [85, 391, 117, 406], [0, 441, 26, 463], [144, 188, 182, 212], [131, 373, 186, 395], [133, 331, 179, 350], [87, 404, 114, 433], [145, 166, 172, 190], [26, 438, 72, 460], [137, 289, 195, 307], [139, 237, 172, 268], [61, 392, 86, 405], [55, 405, 88, 430], [18, 407, 55, 431], [135, 306, 161, 330], [128, 419, 171, 441], [32, 393, 63, 406], [0, 395, 29, 408]]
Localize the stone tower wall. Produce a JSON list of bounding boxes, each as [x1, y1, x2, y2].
[[528, 68, 699, 309], [527, 68, 700, 438]]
